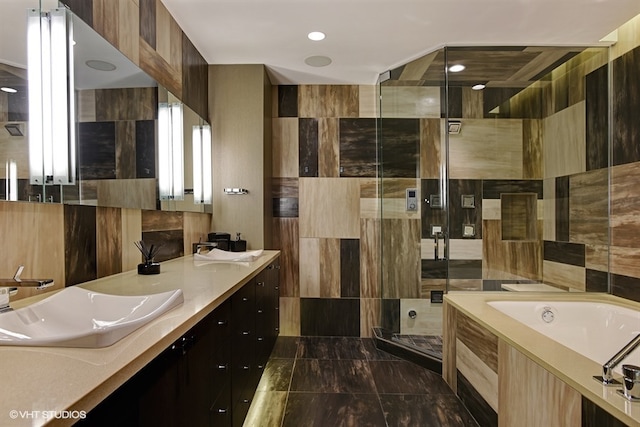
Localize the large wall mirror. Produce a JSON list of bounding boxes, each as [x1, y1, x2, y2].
[[0, 0, 210, 212]]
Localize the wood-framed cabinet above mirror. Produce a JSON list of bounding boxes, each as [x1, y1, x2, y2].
[[0, 0, 210, 213]]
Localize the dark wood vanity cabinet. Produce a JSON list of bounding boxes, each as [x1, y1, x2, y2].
[[80, 260, 280, 427]]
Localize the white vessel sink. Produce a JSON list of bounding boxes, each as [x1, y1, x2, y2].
[[0, 286, 184, 348]]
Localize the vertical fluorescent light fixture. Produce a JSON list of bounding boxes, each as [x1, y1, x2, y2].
[[27, 7, 75, 186], [192, 124, 212, 204], [158, 102, 184, 200], [5, 160, 17, 201]]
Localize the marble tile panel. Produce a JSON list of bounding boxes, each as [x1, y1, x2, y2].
[[542, 260, 585, 291], [141, 209, 183, 232], [498, 340, 581, 427], [370, 359, 453, 395], [64, 205, 97, 286], [555, 175, 570, 242], [300, 298, 360, 336], [448, 279, 482, 291], [442, 302, 457, 391], [570, 168, 608, 245], [299, 238, 320, 298], [420, 280, 446, 299], [339, 118, 377, 177], [282, 393, 384, 427], [449, 260, 482, 280], [610, 245, 640, 280], [446, 86, 463, 119], [462, 87, 483, 119], [360, 298, 380, 338], [543, 101, 586, 178], [381, 119, 421, 178], [421, 179, 447, 238], [379, 86, 441, 118], [380, 393, 480, 427], [585, 244, 609, 272], [421, 260, 448, 279], [420, 118, 443, 179], [272, 218, 299, 298], [340, 239, 360, 298], [381, 219, 421, 298], [318, 118, 339, 177], [296, 337, 368, 360], [358, 85, 378, 118], [0, 202, 65, 298], [290, 360, 375, 393], [501, 193, 537, 241], [482, 199, 501, 220], [381, 298, 400, 333], [612, 46, 640, 166], [483, 220, 542, 281], [96, 207, 122, 278], [319, 238, 340, 298], [456, 340, 498, 412], [359, 177, 379, 199], [139, 0, 156, 49], [141, 229, 184, 262], [93, 0, 118, 48], [380, 178, 421, 198], [139, 38, 182, 100], [298, 85, 359, 118], [244, 391, 287, 427], [543, 241, 585, 267], [272, 177, 299, 198], [272, 118, 299, 178], [523, 119, 543, 179], [279, 297, 300, 336], [585, 64, 609, 171], [77, 90, 96, 123], [78, 121, 117, 180], [447, 239, 483, 260], [273, 198, 299, 218], [117, 0, 139, 64], [360, 219, 381, 299], [611, 162, 640, 247], [481, 179, 543, 199], [449, 119, 523, 179], [400, 299, 443, 336], [298, 118, 318, 177], [135, 120, 156, 178], [182, 211, 211, 256], [277, 85, 298, 117], [585, 269, 608, 293], [543, 178, 556, 241], [121, 208, 142, 271], [456, 372, 497, 427], [610, 272, 640, 303], [299, 178, 360, 238], [95, 88, 157, 122], [96, 179, 156, 210], [359, 198, 380, 219], [457, 312, 498, 373]]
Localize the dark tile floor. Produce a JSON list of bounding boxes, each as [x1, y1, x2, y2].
[[244, 336, 479, 427]]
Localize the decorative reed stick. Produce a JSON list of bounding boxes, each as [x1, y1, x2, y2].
[[134, 241, 160, 264]]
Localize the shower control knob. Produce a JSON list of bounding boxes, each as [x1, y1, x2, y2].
[[408, 310, 417, 319]]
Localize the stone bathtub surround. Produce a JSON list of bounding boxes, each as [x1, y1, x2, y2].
[[444, 292, 640, 427], [0, 251, 280, 427]]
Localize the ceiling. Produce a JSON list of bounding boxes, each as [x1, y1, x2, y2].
[[162, 0, 640, 85]]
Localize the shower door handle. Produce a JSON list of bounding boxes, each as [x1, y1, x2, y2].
[[434, 232, 446, 261]]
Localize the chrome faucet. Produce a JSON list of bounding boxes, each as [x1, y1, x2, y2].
[[0, 265, 55, 313], [594, 333, 640, 386]]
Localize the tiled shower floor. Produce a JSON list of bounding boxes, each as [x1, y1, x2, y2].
[[244, 336, 478, 427], [391, 334, 443, 359]]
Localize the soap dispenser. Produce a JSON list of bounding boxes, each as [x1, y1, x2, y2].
[[230, 232, 247, 252]]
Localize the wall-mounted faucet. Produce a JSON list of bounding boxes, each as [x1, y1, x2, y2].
[[0, 265, 55, 313]]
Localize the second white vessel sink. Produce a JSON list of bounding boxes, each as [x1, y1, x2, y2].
[[0, 286, 184, 348]]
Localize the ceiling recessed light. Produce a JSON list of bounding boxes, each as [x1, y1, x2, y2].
[[308, 31, 325, 41], [0, 87, 17, 93], [85, 59, 117, 71], [305, 55, 332, 67], [472, 84, 486, 90], [449, 64, 465, 73]]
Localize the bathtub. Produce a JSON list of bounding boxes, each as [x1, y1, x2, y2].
[[488, 300, 640, 375]]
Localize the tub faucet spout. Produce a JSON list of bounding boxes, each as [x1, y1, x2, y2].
[[594, 333, 640, 386], [0, 265, 54, 313]]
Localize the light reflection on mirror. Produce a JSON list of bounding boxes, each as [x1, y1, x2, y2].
[[0, 1, 211, 212]]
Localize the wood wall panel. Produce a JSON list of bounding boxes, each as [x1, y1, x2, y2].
[[117, 0, 140, 64], [420, 119, 442, 179], [498, 340, 581, 427], [121, 208, 143, 271], [442, 302, 457, 391], [299, 178, 360, 238], [381, 218, 421, 299], [272, 218, 299, 298], [456, 339, 498, 412], [319, 238, 340, 298], [360, 219, 380, 299], [93, 0, 119, 48], [611, 162, 640, 248], [298, 85, 359, 118], [569, 168, 608, 245], [543, 102, 586, 178], [299, 238, 320, 298], [272, 118, 299, 178], [360, 298, 380, 338], [318, 118, 339, 177]]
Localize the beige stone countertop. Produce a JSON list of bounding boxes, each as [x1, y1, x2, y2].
[[0, 250, 280, 427], [445, 291, 640, 427]]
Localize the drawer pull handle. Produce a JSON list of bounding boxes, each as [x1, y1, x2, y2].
[[216, 408, 228, 414]]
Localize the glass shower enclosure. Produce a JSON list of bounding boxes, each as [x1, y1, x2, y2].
[[378, 45, 610, 360]]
